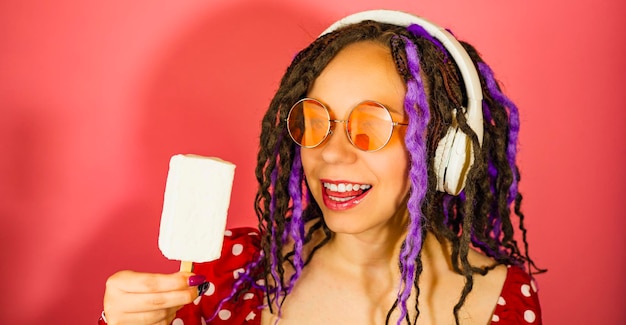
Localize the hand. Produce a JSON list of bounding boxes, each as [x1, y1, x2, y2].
[[103, 270, 203, 325]]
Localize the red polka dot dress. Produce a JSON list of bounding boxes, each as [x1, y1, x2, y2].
[[99, 227, 542, 324], [490, 265, 543, 324], [174, 227, 265, 324]]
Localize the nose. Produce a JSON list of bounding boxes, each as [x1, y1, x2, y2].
[[319, 120, 357, 164]]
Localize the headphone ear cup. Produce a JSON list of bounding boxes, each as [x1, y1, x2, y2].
[[433, 109, 476, 195], [443, 129, 474, 195], [434, 126, 457, 193]]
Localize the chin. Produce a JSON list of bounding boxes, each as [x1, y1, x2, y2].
[[322, 212, 385, 236]]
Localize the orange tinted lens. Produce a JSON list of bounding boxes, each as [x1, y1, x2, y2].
[[287, 99, 330, 147], [347, 102, 393, 151]]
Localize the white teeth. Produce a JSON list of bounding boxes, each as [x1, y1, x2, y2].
[[328, 196, 353, 202], [323, 182, 371, 193]]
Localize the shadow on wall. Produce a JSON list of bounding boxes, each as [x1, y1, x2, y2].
[[27, 3, 328, 324]]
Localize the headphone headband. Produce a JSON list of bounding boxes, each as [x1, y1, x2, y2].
[[319, 10, 484, 194]]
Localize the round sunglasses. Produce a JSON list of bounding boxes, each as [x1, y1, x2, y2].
[[286, 98, 408, 152]]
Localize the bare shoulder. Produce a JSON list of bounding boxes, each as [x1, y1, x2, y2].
[[468, 249, 507, 276], [468, 248, 508, 287], [461, 249, 508, 323]]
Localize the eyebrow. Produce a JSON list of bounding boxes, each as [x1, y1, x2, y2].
[[384, 103, 404, 116], [303, 97, 407, 123], [363, 100, 406, 119], [307, 97, 403, 113]]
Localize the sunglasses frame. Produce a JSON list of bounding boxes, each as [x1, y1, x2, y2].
[[286, 98, 409, 152]]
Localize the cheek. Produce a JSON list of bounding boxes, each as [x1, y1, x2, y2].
[[388, 128, 418, 182], [384, 145, 411, 194], [387, 125, 408, 148], [300, 150, 319, 191], [300, 149, 313, 176]]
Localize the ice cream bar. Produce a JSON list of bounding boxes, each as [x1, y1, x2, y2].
[[158, 154, 235, 272]]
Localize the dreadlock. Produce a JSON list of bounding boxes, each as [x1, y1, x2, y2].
[[217, 20, 543, 325]]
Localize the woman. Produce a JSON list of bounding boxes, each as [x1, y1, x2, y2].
[[102, 10, 543, 325]]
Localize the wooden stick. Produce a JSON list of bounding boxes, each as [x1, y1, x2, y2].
[[179, 261, 193, 272]]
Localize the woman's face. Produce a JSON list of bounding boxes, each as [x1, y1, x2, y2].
[[301, 41, 411, 236]]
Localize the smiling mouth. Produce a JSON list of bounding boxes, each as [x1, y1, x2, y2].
[[321, 181, 371, 208]]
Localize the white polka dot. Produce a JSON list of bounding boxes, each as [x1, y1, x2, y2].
[[531, 279, 538, 293], [248, 231, 258, 236], [218, 309, 232, 320], [224, 230, 233, 236], [521, 284, 532, 297], [203, 282, 215, 296], [497, 296, 506, 305], [256, 279, 265, 286], [243, 292, 254, 300], [232, 243, 244, 256], [172, 319, 184, 325], [245, 311, 257, 321], [193, 295, 202, 305], [524, 310, 536, 323], [233, 267, 245, 279], [491, 314, 500, 322], [200, 316, 207, 325]]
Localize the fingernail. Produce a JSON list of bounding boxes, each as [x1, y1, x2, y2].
[[188, 275, 206, 286], [197, 282, 210, 296]]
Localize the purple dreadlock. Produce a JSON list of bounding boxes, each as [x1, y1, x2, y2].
[[477, 62, 520, 205], [285, 147, 305, 295], [393, 34, 431, 324]]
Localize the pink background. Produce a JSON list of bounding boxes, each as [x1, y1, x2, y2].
[[1, 0, 624, 324]]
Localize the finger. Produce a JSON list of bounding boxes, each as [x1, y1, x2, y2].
[[122, 287, 198, 312], [106, 270, 198, 293], [138, 306, 181, 325], [163, 306, 182, 324], [107, 307, 174, 325]]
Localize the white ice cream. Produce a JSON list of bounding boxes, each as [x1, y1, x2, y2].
[[158, 154, 235, 265]]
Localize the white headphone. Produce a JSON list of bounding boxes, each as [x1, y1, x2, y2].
[[320, 10, 484, 195]]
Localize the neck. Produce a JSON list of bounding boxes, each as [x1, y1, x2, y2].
[[419, 232, 453, 277], [324, 208, 409, 269]]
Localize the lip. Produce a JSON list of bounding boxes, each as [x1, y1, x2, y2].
[[320, 179, 371, 211]]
